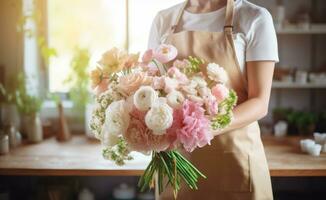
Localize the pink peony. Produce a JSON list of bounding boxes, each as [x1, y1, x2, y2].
[[212, 83, 229, 103], [153, 44, 177, 64], [123, 109, 170, 152], [167, 100, 213, 152], [167, 67, 189, 84]]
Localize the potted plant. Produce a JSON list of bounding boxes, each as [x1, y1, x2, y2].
[[273, 107, 293, 123], [0, 81, 20, 130], [295, 111, 317, 136], [15, 74, 43, 143], [64, 48, 92, 137]]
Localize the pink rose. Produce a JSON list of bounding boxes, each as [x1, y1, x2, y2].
[[212, 84, 229, 103], [168, 100, 213, 152], [117, 72, 152, 96], [153, 44, 178, 64], [167, 67, 189, 84], [123, 109, 170, 152]]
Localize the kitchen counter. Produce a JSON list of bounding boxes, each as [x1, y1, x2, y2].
[[0, 135, 151, 176], [0, 135, 325, 176], [263, 135, 326, 177]]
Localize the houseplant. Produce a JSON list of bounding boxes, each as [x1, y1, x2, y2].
[[64, 47, 92, 136], [0, 78, 20, 130], [15, 74, 43, 143]]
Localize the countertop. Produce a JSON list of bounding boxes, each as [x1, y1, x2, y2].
[[0, 135, 325, 176]]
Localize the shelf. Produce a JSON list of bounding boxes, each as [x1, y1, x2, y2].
[[272, 81, 326, 89], [276, 24, 326, 34]]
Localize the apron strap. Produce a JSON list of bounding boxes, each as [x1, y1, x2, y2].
[[170, 0, 235, 34], [170, 0, 189, 34], [224, 0, 235, 34]]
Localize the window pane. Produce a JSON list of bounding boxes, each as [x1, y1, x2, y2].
[[128, 0, 184, 52], [48, 0, 126, 92]]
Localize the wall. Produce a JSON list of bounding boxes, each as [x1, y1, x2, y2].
[[0, 0, 23, 85]]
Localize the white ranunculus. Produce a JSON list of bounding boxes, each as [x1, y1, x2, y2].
[[133, 86, 158, 111], [102, 100, 130, 136], [192, 76, 207, 88], [167, 90, 185, 108], [207, 63, 228, 83], [145, 101, 173, 135]]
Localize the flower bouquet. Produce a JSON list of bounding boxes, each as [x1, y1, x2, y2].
[[89, 44, 237, 198]]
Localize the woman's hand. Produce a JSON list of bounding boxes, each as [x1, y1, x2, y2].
[[212, 61, 275, 136]]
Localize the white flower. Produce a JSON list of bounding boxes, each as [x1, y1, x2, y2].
[[181, 80, 198, 95], [133, 86, 158, 111], [198, 87, 213, 99], [164, 77, 179, 93], [167, 90, 185, 108], [102, 100, 130, 136], [192, 76, 207, 88], [207, 63, 228, 83], [101, 132, 120, 147], [145, 101, 173, 135], [187, 94, 204, 104]]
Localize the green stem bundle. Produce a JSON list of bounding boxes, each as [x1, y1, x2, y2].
[[138, 150, 206, 199]]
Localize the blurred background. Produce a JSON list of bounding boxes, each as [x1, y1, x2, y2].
[[0, 0, 325, 200]]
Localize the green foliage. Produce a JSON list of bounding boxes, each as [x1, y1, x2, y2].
[[0, 84, 15, 104], [17, 0, 57, 65], [211, 90, 238, 130], [64, 47, 91, 111], [15, 74, 43, 115], [183, 56, 204, 75], [102, 137, 133, 166], [287, 111, 317, 128]]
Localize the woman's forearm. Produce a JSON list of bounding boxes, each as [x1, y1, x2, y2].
[[213, 97, 267, 136], [212, 61, 275, 136]]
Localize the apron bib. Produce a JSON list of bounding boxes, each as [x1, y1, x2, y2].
[[158, 0, 273, 199]]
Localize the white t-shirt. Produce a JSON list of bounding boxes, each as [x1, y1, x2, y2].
[[147, 0, 279, 77]]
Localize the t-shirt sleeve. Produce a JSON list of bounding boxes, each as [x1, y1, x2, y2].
[[245, 8, 279, 62], [147, 13, 162, 49]]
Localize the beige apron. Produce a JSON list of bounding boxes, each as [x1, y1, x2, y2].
[[159, 0, 273, 199]]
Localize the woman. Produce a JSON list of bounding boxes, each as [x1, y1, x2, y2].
[[148, 0, 278, 199]]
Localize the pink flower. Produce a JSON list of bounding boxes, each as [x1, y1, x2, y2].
[[123, 109, 170, 152], [168, 100, 213, 152], [147, 62, 159, 76], [142, 49, 153, 64], [94, 79, 109, 96], [117, 72, 152, 96], [153, 44, 178, 64], [212, 84, 229, 103], [152, 76, 165, 90], [173, 59, 190, 69], [204, 97, 218, 116], [167, 67, 189, 84]]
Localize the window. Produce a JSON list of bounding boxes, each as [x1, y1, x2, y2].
[[47, 0, 183, 93]]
